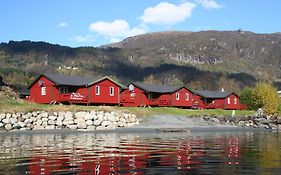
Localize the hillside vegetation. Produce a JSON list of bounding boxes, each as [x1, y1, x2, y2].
[[1, 30, 281, 91]]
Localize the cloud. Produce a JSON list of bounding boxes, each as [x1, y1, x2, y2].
[[57, 22, 68, 28], [71, 35, 94, 43], [140, 2, 196, 25], [89, 20, 147, 42], [195, 0, 222, 10]]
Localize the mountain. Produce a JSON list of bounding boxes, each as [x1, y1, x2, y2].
[[1, 30, 281, 92]]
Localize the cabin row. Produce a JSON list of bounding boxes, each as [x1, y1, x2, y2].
[[27, 73, 247, 110]]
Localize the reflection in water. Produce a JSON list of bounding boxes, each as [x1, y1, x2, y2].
[[0, 131, 280, 174]]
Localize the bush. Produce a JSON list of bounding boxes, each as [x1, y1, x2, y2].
[[240, 88, 257, 110], [253, 82, 279, 115]]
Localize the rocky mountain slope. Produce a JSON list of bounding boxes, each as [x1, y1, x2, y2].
[[1, 30, 281, 91]]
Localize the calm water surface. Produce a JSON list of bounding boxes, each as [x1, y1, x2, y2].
[[0, 130, 280, 175]]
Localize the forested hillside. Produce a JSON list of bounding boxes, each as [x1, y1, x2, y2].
[[1, 30, 281, 92]]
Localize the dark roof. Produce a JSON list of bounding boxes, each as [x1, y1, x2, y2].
[[193, 90, 233, 98], [44, 73, 93, 86], [132, 82, 183, 93], [29, 73, 124, 89], [88, 76, 124, 88]]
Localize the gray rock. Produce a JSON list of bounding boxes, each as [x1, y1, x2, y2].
[[48, 115, 57, 121], [22, 112, 32, 119], [96, 126, 106, 130], [18, 122, 26, 128], [10, 117, 17, 124], [58, 111, 65, 118], [94, 119, 102, 126], [259, 118, 271, 124], [101, 121, 112, 127], [67, 125, 77, 130], [0, 122, 3, 128], [6, 113, 11, 119], [75, 112, 86, 119], [97, 114, 104, 121], [4, 124, 12, 131], [57, 116, 64, 121], [238, 121, 245, 126], [108, 115, 116, 122], [45, 125, 55, 130], [258, 123, 269, 129], [41, 118, 48, 122], [86, 120, 93, 126], [2, 118, 10, 124], [63, 120, 74, 125], [0, 113, 5, 120], [77, 122, 87, 129], [38, 112, 48, 118], [87, 125, 96, 131], [42, 122, 48, 127], [65, 111, 73, 119], [48, 120, 56, 125], [56, 120, 63, 126], [33, 125, 44, 130]]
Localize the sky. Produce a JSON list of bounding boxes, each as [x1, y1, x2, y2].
[[0, 0, 280, 47]]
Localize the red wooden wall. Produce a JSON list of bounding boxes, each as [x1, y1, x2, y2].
[[29, 76, 59, 104], [88, 79, 120, 105]]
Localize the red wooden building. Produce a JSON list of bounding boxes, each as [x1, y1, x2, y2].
[[120, 82, 193, 108], [28, 73, 122, 105], [192, 90, 243, 110]]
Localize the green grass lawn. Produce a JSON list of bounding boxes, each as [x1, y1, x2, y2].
[[0, 98, 255, 117]]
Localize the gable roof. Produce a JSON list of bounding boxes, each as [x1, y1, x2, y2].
[[88, 76, 124, 88], [29, 73, 124, 89], [193, 90, 235, 99], [132, 82, 186, 93]]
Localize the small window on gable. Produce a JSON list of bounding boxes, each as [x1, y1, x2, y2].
[[110, 86, 114, 96], [41, 87, 46, 96], [96, 86, 100, 95], [176, 93, 180, 100], [227, 97, 230, 104], [185, 93, 189, 101], [234, 98, 237, 104]]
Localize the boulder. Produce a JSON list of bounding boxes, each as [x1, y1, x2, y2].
[[86, 120, 93, 126], [58, 112, 65, 118], [65, 111, 73, 119], [2, 118, 10, 124], [84, 113, 94, 120], [0, 122, 3, 128], [48, 120, 56, 125], [67, 125, 77, 130], [56, 120, 63, 126], [0, 113, 5, 120], [38, 112, 48, 118], [33, 125, 44, 130], [4, 124, 12, 131], [101, 121, 112, 127], [77, 120, 87, 129], [75, 112, 86, 119], [96, 126, 106, 130], [45, 125, 55, 130], [48, 115, 57, 121], [6, 113, 11, 119], [87, 126, 96, 131], [94, 119, 102, 126]]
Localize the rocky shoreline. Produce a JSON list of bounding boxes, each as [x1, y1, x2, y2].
[[0, 111, 140, 131], [0, 110, 281, 132]]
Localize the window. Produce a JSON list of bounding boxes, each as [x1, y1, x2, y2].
[[95, 86, 100, 95], [60, 87, 69, 94], [185, 93, 189, 101], [227, 97, 230, 104], [234, 98, 237, 104], [176, 93, 180, 100], [110, 86, 114, 96], [41, 87, 46, 96]]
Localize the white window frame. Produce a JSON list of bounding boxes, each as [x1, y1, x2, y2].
[[41, 87, 46, 96], [185, 93, 189, 101], [227, 97, 230, 104], [234, 98, 237, 104], [176, 93, 180, 100], [110, 86, 114, 96], [95, 86, 100, 95]]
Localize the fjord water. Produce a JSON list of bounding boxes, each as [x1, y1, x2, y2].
[[0, 131, 280, 175]]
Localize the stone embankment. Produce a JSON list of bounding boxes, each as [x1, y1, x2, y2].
[[203, 115, 281, 130], [0, 111, 140, 131]]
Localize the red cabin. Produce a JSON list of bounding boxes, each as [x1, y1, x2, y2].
[[120, 82, 193, 108], [192, 90, 242, 110], [28, 73, 122, 105]]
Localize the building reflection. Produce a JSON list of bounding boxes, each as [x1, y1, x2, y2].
[[0, 132, 247, 174]]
